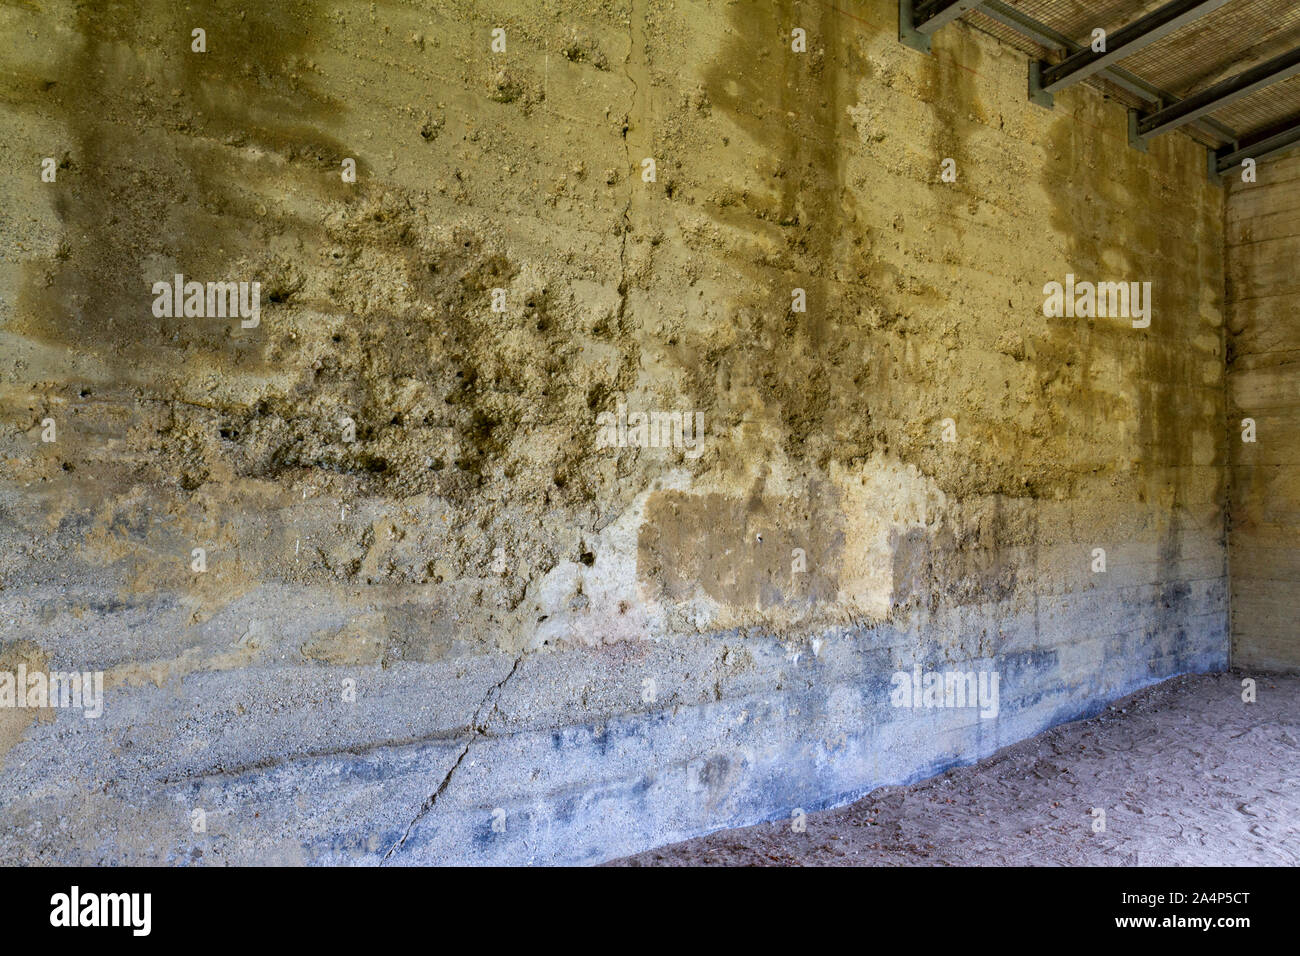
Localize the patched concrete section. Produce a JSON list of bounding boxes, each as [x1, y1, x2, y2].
[[638, 488, 844, 608], [0, 0, 1228, 864]]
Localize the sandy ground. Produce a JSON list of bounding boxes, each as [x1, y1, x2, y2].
[[610, 671, 1300, 866]]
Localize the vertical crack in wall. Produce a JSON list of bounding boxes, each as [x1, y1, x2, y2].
[[615, 0, 641, 327], [380, 653, 524, 863]]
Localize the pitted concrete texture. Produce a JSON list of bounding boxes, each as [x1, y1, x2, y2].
[[0, 0, 1232, 863], [612, 672, 1300, 866]]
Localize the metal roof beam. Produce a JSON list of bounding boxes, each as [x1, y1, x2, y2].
[[1039, 0, 1234, 93], [1135, 45, 1300, 143], [978, 0, 1070, 54], [1215, 115, 1300, 174], [976, 1, 1236, 142], [900, 0, 1242, 150]]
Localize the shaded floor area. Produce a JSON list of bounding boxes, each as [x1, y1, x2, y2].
[[611, 671, 1300, 866]]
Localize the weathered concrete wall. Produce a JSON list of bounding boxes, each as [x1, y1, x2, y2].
[[1226, 151, 1300, 673], [0, 0, 1227, 864]]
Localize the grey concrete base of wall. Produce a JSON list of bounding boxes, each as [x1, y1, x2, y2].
[[0, 583, 1226, 865]]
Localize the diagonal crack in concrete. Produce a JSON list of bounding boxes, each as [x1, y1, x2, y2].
[[380, 652, 524, 863]]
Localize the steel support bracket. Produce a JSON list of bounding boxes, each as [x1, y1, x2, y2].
[[1207, 146, 1224, 185], [1029, 61, 1054, 108], [1128, 109, 1149, 152], [900, 0, 932, 54]]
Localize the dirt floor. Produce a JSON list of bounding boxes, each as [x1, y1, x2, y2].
[[610, 671, 1300, 866]]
